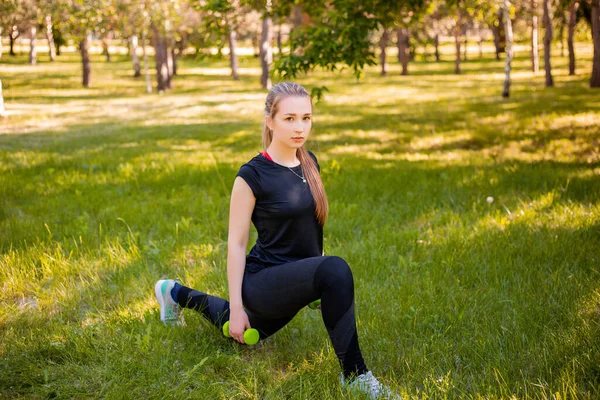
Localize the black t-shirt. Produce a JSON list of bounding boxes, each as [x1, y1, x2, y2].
[[236, 151, 323, 273]]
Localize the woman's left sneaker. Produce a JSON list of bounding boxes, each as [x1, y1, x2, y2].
[[341, 371, 401, 399], [154, 279, 183, 326]]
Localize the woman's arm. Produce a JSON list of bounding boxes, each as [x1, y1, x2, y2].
[[226, 176, 256, 342]]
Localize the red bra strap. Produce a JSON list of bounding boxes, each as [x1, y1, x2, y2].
[[261, 151, 273, 161]]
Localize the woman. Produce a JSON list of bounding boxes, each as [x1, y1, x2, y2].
[[154, 82, 400, 399]]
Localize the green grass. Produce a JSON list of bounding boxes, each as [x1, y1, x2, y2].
[[1, 43, 599, 399]]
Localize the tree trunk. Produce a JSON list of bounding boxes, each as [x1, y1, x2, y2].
[[531, 0, 540, 73], [408, 35, 415, 61], [463, 37, 467, 60], [54, 28, 62, 55], [45, 15, 56, 61], [0, 27, 3, 59], [397, 27, 409, 75], [253, 32, 260, 57], [130, 35, 141, 77], [568, 1, 580, 75], [479, 35, 483, 58], [142, 30, 151, 93], [79, 36, 91, 87], [455, 7, 461, 74], [434, 34, 440, 61], [102, 33, 111, 62], [503, 0, 514, 97], [277, 23, 282, 54], [290, 5, 303, 37], [592, 0, 600, 87], [0, 79, 6, 118], [9, 26, 18, 56], [559, 13, 565, 57], [493, 23, 501, 60], [543, 0, 554, 87], [171, 46, 177, 77], [260, 14, 273, 89], [152, 25, 169, 92], [164, 39, 173, 89], [29, 26, 36, 65], [380, 29, 388, 76], [228, 25, 240, 80]]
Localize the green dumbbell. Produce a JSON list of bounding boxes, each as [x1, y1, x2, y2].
[[222, 321, 260, 345], [308, 299, 321, 309]]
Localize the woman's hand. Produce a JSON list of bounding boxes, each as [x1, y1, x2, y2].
[[229, 306, 251, 344]]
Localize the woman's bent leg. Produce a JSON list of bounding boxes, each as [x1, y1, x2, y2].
[[314, 256, 368, 379], [242, 256, 368, 379]]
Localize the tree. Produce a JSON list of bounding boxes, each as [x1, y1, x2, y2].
[[592, 0, 600, 87], [502, 0, 514, 97], [275, 0, 435, 89], [28, 25, 36, 65], [492, 8, 505, 59], [274, 0, 381, 83], [396, 26, 409, 74], [459, 0, 499, 62], [38, 0, 68, 61], [260, 7, 273, 89], [45, 14, 57, 61], [0, 0, 24, 57], [422, 1, 453, 62], [390, 1, 431, 76], [152, 22, 171, 92], [131, 35, 142, 77], [146, 0, 185, 92], [379, 28, 389, 75], [567, 0, 580, 75], [63, 0, 114, 87], [3, 0, 40, 64], [0, 0, 19, 59], [453, 2, 462, 74], [115, 0, 149, 79], [0, 79, 6, 118], [531, 0, 540, 72], [198, 0, 248, 81], [23, 0, 40, 65], [543, 0, 554, 86]]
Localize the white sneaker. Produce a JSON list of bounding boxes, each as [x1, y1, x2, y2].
[[341, 371, 401, 399], [154, 279, 183, 326]]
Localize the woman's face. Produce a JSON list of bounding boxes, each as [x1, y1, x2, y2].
[[266, 96, 312, 149]]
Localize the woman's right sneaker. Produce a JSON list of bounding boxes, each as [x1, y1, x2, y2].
[[154, 279, 183, 326], [341, 371, 402, 399]]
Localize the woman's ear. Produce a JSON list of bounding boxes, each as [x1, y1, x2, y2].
[[265, 116, 273, 131]]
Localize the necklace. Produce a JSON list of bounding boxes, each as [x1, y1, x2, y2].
[[263, 151, 306, 183], [288, 167, 306, 183]]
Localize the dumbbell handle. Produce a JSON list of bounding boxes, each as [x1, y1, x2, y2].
[[222, 321, 260, 345]]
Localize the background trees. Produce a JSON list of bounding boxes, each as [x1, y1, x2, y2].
[[0, 0, 597, 90]]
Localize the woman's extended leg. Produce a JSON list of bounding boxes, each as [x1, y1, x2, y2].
[[165, 282, 298, 340]]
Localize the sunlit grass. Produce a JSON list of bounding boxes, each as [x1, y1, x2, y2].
[[0, 42, 599, 399]]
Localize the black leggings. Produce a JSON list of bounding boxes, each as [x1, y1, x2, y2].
[[173, 255, 368, 378]]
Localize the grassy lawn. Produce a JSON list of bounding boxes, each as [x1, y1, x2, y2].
[[1, 43, 599, 399]]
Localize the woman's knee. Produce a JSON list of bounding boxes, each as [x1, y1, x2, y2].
[[315, 256, 354, 291]]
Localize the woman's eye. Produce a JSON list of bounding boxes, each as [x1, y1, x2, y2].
[[285, 117, 293, 121], [303, 117, 311, 121]]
